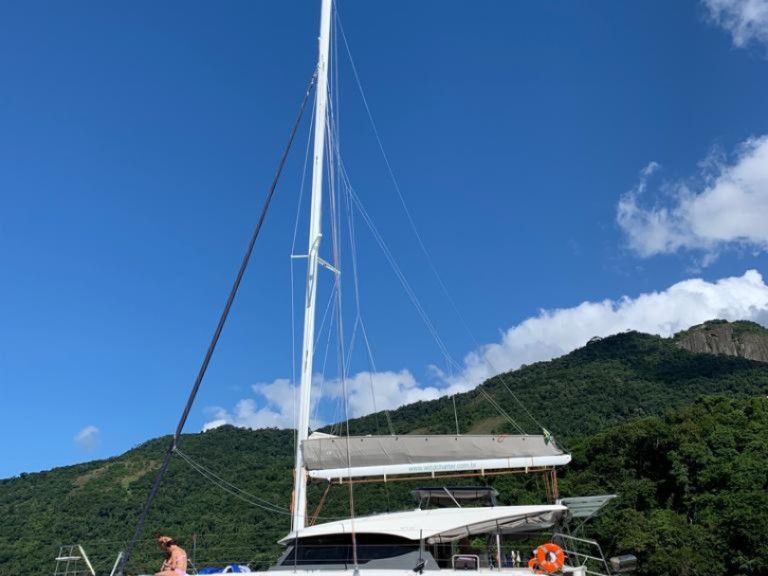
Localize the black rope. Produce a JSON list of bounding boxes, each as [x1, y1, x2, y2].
[[117, 71, 317, 575]]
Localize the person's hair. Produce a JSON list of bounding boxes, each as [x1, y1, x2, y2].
[[156, 535, 176, 546]]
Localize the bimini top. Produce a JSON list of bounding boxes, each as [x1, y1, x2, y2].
[[280, 504, 566, 545], [558, 495, 617, 519], [302, 434, 570, 481]]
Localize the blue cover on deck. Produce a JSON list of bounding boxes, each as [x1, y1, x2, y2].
[[198, 566, 249, 574]]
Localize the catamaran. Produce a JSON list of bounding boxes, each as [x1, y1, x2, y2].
[[252, 2, 630, 575], [117, 1, 636, 574]]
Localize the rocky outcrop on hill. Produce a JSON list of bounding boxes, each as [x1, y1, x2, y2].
[[673, 320, 768, 363]]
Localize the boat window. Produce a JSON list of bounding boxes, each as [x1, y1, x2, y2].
[[282, 534, 420, 566]]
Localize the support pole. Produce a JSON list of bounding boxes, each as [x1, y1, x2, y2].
[[291, 0, 333, 533]]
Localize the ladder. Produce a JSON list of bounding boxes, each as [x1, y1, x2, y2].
[[54, 544, 96, 576]]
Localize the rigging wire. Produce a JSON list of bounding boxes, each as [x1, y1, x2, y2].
[[476, 387, 526, 434], [327, 62, 391, 437], [117, 71, 317, 575], [324, 77, 346, 438], [335, 12, 547, 435], [339, 148, 526, 435], [344, 181, 453, 365], [339, 147, 389, 435], [326, 64, 359, 572], [174, 448, 290, 515], [309, 278, 340, 429], [311, 109, 348, 435], [337, 153, 527, 434], [343, 175, 469, 378], [174, 447, 351, 522]]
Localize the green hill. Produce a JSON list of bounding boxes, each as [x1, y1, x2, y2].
[[2, 323, 768, 575], [560, 395, 768, 576], [344, 327, 768, 440]]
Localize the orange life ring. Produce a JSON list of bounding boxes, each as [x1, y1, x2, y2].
[[535, 543, 565, 573]]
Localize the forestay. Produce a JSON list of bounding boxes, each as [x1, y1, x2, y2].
[[302, 434, 571, 480]]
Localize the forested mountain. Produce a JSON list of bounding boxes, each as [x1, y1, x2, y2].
[[342, 324, 768, 439], [2, 323, 767, 576], [559, 395, 768, 576]]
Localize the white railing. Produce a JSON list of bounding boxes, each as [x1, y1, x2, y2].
[[552, 533, 612, 576]]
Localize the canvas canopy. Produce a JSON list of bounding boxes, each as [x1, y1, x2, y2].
[[280, 504, 567, 544], [302, 434, 570, 480]]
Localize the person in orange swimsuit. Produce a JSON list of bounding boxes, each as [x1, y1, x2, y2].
[[155, 535, 188, 576]]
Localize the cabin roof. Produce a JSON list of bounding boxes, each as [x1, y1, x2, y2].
[[280, 504, 566, 544]]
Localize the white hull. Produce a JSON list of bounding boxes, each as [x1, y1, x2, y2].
[[137, 570, 583, 576]]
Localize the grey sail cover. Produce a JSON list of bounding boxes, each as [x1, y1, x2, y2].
[[302, 434, 570, 479]]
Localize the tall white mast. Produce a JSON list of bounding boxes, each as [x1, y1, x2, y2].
[[292, 0, 333, 533]]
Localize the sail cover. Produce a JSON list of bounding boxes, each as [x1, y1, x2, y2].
[[302, 434, 570, 480]]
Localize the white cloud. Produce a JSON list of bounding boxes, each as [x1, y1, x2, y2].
[[203, 371, 442, 431], [618, 136, 768, 263], [703, 0, 768, 48], [203, 379, 298, 431], [440, 269, 768, 391], [74, 425, 100, 452], [321, 370, 458, 419], [203, 270, 768, 431]]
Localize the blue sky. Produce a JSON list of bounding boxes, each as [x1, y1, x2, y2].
[[2, 0, 768, 479]]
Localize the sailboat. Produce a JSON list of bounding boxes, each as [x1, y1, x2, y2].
[[124, 1, 633, 574], [263, 2, 629, 576]]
